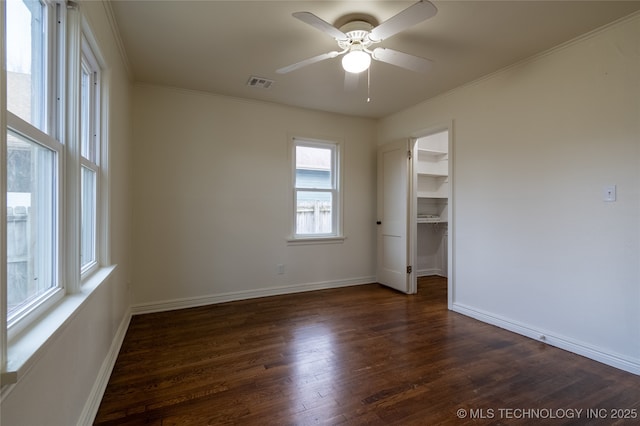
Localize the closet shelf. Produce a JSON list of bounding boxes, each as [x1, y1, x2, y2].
[[417, 148, 447, 156], [418, 218, 447, 224], [417, 214, 447, 224], [417, 192, 447, 199], [417, 171, 448, 178]]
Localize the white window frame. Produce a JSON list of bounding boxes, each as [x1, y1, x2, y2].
[[5, 0, 65, 337], [288, 136, 344, 245], [0, 0, 6, 379]]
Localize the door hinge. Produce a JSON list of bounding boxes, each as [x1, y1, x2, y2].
[[407, 265, 412, 274], [407, 150, 412, 160]]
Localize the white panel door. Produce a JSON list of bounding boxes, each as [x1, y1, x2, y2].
[[377, 139, 411, 293]]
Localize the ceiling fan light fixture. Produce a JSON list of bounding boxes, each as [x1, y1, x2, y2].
[[342, 50, 371, 74], [281, 1, 437, 75]]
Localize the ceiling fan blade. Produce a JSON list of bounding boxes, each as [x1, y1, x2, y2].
[[293, 12, 348, 41], [369, 0, 437, 42], [372, 48, 433, 73], [344, 71, 360, 91], [276, 51, 341, 74]]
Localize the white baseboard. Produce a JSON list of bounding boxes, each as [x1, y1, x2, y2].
[[417, 268, 445, 277], [452, 302, 640, 376], [78, 308, 132, 426], [131, 276, 377, 315]]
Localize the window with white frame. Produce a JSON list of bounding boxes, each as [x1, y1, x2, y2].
[[292, 138, 341, 239], [4, 0, 106, 335], [6, 0, 63, 327], [80, 37, 100, 275]]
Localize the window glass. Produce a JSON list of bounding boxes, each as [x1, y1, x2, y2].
[[80, 166, 97, 270], [7, 130, 57, 320], [7, 0, 48, 131], [80, 61, 97, 162], [295, 146, 332, 189], [296, 191, 333, 235]]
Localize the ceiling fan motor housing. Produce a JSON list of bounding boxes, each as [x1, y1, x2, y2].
[[338, 20, 376, 50]]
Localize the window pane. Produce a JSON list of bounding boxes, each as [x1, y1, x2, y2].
[[296, 191, 332, 235], [7, 130, 57, 319], [7, 0, 47, 131], [81, 166, 97, 270], [80, 63, 96, 162], [295, 146, 332, 189]]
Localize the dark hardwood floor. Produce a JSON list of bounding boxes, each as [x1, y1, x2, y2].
[[95, 277, 640, 425]]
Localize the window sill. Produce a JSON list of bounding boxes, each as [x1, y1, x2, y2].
[[287, 236, 346, 246], [1, 265, 117, 390]]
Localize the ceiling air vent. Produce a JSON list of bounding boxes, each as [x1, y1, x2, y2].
[[247, 76, 274, 89]]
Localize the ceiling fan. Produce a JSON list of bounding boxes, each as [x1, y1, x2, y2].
[[276, 0, 437, 77]]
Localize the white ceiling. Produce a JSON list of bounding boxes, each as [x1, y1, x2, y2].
[[109, 1, 640, 118]]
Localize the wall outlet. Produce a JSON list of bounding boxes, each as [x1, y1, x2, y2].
[[277, 264, 285, 275]]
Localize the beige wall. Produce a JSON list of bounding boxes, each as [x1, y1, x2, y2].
[[131, 85, 377, 309], [379, 15, 640, 371]]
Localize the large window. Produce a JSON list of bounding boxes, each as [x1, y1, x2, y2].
[[292, 138, 341, 239], [3, 0, 106, 336]]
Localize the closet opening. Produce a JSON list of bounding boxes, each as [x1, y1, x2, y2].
[[412, 129, 450, 304]]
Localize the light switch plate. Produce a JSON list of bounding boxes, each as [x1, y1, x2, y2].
[[604, 185, 616, 202]]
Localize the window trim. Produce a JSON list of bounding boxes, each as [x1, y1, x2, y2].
[[288, 136, 344, 244], [81, 16, 111, 273], [0, 0, 7, 379]]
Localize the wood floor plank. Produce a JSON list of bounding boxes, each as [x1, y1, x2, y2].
[[95, 277, 640, 425]]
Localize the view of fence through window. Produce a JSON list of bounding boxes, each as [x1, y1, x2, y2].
[[7, 131, 57, 317], [295, 144, 333, 235]]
